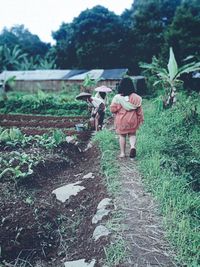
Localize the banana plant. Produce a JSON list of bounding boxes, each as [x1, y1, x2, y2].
[[2, 44, 27, 70], [37, 57, 57, 69], [140, 47, 200, 108]]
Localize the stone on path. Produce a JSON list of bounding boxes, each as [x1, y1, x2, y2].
[[64, 259, 96, 267], [97, 198, 112, 209], [93, 225, 110, 241], [83, 172, 94, 179], [92, 198, 112, 224], [52, 181, 85, 203], [92, 209, 111, 224]]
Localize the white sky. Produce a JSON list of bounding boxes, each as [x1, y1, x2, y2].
[[0, 0, 133, 44]]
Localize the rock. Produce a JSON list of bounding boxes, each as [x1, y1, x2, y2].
[[83, 172, 94, 179], [64, 259, 96, 267], [52, 181, 85, 203], [97, 198, 112, 210], [92, 198, 112, 224], [92, 209, 111, 224], [93, 225, 110, 241]]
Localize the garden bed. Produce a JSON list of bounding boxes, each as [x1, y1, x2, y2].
[[0, 114, 89, 129], [0, 133, 110, 266]]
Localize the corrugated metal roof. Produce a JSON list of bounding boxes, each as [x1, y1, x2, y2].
[[0, 68, 128, 81], [68, 69, 104, 80], [63, 69, 87, 79], [101, 69, 128, 80], [0, 70, 71, 81]]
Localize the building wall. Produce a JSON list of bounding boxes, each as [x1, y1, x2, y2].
[[14, 80, 73, 92], [13, 80, 119, 92]]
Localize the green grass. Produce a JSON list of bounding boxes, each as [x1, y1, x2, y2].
[[137, 93, 200, 266], [93, 130, 127, 266], [92, 92, 200, 266], [93, 130, 121, 196]]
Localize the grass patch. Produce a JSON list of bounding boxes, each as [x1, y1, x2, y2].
[[137, 93, 200, 266], [93, 130, 127, 266], [93, 130, 120, 196]]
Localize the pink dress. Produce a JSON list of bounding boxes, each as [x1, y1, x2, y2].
[[110, 93, 144, 135]]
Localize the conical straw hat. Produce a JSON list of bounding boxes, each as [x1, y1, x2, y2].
[[76, 92, 92, 100]]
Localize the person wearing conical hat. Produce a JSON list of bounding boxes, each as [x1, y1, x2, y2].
[[76, 92, 105, 131], [86, 95, 105, 131]]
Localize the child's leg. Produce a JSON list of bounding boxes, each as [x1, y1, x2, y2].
[[129, 133, 136, 148], [129, 133, 136, 158], [119, 134, 126, 157]]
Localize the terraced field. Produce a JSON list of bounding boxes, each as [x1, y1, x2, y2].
[[0, 113, 92, 139], [0, 113, 111, 267]]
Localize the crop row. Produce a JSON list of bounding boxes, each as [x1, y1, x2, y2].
[[0, 114, 90, 130], [1, 120, 80, 128], [0, 114, 88, 121], [18, 127, 91, 140]]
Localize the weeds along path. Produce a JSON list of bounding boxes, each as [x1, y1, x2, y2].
[[115, 157, 177, 267]]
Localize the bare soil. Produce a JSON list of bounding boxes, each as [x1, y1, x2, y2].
[[0, 114, 87, 121], [0, 113, 92, 136], [114, 157, 177, 267], [0, 141, 110, 266], [0, 114, 178, 267]]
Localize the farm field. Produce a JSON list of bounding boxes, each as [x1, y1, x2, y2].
[[0, 0, 200, 264], [0, 113, 91, 137], [0, 113, 111, 266], [0, 90, 199, 267]]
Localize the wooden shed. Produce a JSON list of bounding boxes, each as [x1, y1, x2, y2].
[[0, 69, 129, 92]]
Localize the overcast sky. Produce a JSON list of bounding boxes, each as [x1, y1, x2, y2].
[[0, 0, 133, 44]]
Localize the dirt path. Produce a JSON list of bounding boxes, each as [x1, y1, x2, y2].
[[115, 158, 177, 267]]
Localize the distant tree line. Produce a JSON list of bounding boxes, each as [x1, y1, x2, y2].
[[0, 0, 199, 75]]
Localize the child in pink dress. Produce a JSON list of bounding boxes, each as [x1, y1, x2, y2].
[[110, 77, 144, 158]]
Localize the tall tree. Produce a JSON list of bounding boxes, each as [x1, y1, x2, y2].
[[164, 0, 200, 63], [52, 23, 77, 68], [124, 0, 182, 73], [53, 6, 128, 69], [0, 25, 50, 60]]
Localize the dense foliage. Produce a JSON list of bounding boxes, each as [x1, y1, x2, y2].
[[137, 93, 200, 266], [0, 0, 199, 80], [0, 90, 88, 116]]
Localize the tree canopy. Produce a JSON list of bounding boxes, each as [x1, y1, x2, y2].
[[0, 0, 199, 77]]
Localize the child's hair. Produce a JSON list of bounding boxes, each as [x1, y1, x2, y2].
[[118, 77, 135, 96]]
